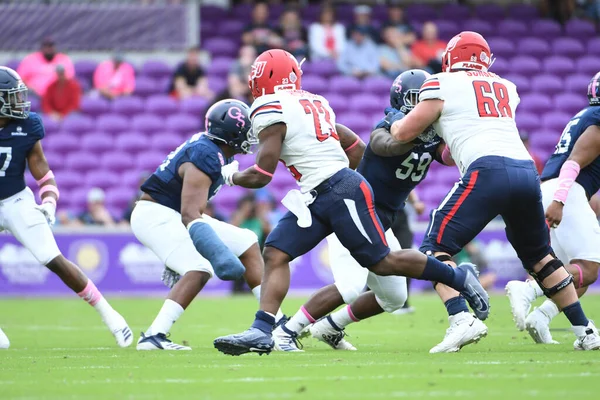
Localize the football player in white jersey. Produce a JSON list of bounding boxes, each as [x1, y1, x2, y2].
[[391, 31, 600, 351], [213, 49, 489, 356]]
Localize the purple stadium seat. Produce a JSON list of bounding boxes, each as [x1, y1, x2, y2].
[[80, 133, 115, 153], [302, 61, 338, 79], [207, 75, 227, 94], [329, 76, 361, 96], [54, 170, 84, 191], [362, 76, 392, 95], [497, 20, 528, 36], [489, 57, 510, 75], [84, 171, 120, 190], [43, 133, 80, 153], [301, 75, 328, 94], [5, 59, 20, 71], [586, 37, 600, 56], [552, 38, 586, 58], [80, 96, 110, 117], [405, 4, 437, 21], [166, 114, 201, 134], [440, 4, 471, 20], [202, 6, 228, 22], [207, 57, 234, 76], [474, 4, 506, 20], [323, 93, 348, 114], [141, 60, 173, 80], [542, 112, 572, 131], [505, 74, 531, 93], [434, 20, 459, 40], [74, 60, 98, 82], [145, 95, 179, 118], [121, 170, 147, 188], [509, 56, 542, 75], [96, 114, 129, 135], [576, 56, 600, 76], [220, 20, 245, 36], [542, 56, 575, 78], [180, 97, 209, 116], [100, 152, 136, 172], [337, 113, 373, 135], [132, 113, 164, 133], [134, 77, 159, 98], [420, 184, 450, 205], [349, 94, 382, 114], [150, 134, 183, 153], [105, 187, 136, 210], [462, 20, 494, 37], [61, 114, 94, 133], [530, 130, 560, 148], [553, 93, 588, 114], [565, 19, 596, 38], [115, 132, 151, 153], [531, 75, 563, 96], [135, 151, 166, 171], [203, 38, 238, 58], [65, 152, 100, 173], [66, 188, 89, 211], [516, 37, 551, 58], [43, 151, 62, 170], [530, 20, 562, 39], [515, 112, 541, 132], [111, 96, 145, 116], [521, 93, 554, 113], [565, 74, 592, 93], [41, 116, 60, 134], [507, 4, 540, 20], [487, 38, 516, 60], [29, 97, 41, 113]]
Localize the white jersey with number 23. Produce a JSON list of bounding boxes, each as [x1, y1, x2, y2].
[[250, 90, 348, 192]]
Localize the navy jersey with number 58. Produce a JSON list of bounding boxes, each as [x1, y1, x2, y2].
[[141, 133, 233, 212], [541, 106, 600, 199], [0, 112, 45, 199]]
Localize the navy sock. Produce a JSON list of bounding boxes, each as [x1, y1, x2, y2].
[[251, 310, 276, 334], [562, 301, 589, 327], [444, 296, 469, 316], [420, 256, 464, 290]]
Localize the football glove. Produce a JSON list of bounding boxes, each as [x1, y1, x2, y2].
[[381, 110, 406, 131], [161, 267, 181, 289], [35, 201, 56, 225], [221, 160, 239, 186]]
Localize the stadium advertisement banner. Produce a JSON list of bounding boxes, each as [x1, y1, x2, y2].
[[0, 229, 593, 296]]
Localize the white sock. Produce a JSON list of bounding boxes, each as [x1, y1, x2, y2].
[[538, 299, 560, 321], [147, 299, 184, 336], [330, 305, 360, 330], [284, 307, 313, 334], [95, 298, 115, 320], [252, 285, 284, 322], [527, 280, 544, 299]]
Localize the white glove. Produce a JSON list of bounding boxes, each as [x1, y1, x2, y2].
[[161, 267, 181, 289], [35, 201, 56, 225], [221, 160, 239, 186]]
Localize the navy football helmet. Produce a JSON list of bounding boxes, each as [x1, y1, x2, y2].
[[587, 72, 600, 106], [205, 99, 256, 154], [0, 66, 30, 120], [390, 69, 431, 113]]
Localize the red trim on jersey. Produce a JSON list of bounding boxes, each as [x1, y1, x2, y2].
[[251, 103, 282, 118], [436, 170, 479, 244], [359, 181, 388, 246], [420, 80, 440, 90]]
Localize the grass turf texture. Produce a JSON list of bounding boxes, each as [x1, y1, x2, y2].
[[1, 294, 599, 400]]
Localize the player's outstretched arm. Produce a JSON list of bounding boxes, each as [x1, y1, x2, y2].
[[179, 163, 212, 227], [232, 123, 285, 189], [370, 128, 415, 157], [27, 141, 59, 224], [336, 123, 365, 169], [391, 99, 442, 143]]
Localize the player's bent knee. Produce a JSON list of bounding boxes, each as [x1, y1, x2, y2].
[[572, 259, 600, 287], [262, 246, 291, 268], [334, 282, 363, 305], [375, 291, 407, 313], [530, 258, 574, 297]]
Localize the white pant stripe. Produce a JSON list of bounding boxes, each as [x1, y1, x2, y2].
[[427, 180, 461, 238], [343, 199, 372, 244]]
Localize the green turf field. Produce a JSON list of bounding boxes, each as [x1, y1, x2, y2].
[[1, 294, 599, 399]]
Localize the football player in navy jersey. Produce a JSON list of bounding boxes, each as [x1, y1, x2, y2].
[[506, 72, 600, 349], [0, 66, 132, 349], [131, 99, 284, 350], [271, 69, 468, 351]]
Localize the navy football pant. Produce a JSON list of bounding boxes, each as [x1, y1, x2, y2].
[[420, 156, 552, 269]]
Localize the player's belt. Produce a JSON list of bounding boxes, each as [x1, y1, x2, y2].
[[310, 176, 334, 196]]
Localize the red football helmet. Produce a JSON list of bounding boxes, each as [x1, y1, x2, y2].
[[441, 31, 494, 73], [248, 49, 303, 99]]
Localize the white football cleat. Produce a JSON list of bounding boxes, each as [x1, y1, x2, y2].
[[273, 326, 304, 352], [505, 281, 536, 331], [309, 317, 357, 351], [137, 332, 191, 350], [0, 327, 9, 349], [430, 312, 488, 353], [525, 308, 559, 344], [573, 321, 600, 351], [104, 311, 133, 348]]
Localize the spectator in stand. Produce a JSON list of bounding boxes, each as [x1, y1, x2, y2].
[[17, 38, 74, 97], [242, 2, 280, 54], [41, 65, 81, 121], [276, 8, 309, 60], [338, 26, 380, 78], [212, 74, 253, 107], [79, 188, 116, 226], [520, 130, 545, 174], [541, 0, 576, 23], [411, 22, 446, 69], [308, 5, 346, 61], [383, 3, 416, 46], [229, 45, 257, 84], [169, 47, 214, 100], [379, 26, 415, 78], [93, 53, 136, 100], [230, 193, 271, 248], [349, 5, 379, 43]]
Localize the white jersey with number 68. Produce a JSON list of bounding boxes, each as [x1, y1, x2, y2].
[[250, 90, 349, 192], [419, 70, 532, 175]]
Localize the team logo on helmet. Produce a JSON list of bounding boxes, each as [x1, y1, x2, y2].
[[480, 51, 490, 63], [392, 76, 402, 94], [227, 106, 247, 128], [289, 71, 297, 84], [250, 61, 267, 79]]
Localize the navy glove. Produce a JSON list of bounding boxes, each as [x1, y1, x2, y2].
[[379, 110, 406, 131]]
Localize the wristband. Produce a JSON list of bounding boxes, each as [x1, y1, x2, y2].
[[39, 185, 60, 201], [553, 160, 580, 204], [344, 138, 361, 153], [253, 164, 274, 177], [42, 197, 57, 206], [36, 170, 55, 186]]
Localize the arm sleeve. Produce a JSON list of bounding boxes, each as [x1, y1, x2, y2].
[[418, 76, 443, 101]]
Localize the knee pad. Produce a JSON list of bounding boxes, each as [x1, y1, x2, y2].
[[375, 290, 407, 313], [530, 258, 574, 297], [334, 282, 364, 305]]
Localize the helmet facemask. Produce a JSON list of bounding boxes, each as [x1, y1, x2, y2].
[[0, 83, 30, 119], [401, 89, 420, 113]]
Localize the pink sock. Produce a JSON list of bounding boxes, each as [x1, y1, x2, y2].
[[77, 280, 103, 306]]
